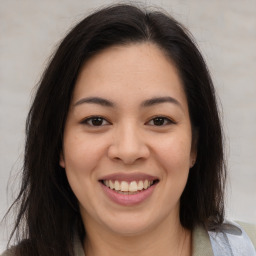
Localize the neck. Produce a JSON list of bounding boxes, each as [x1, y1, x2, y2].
[[83, 217, 191, 256]]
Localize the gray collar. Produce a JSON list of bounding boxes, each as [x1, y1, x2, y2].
[[73, 225, 214, 256], [73, 221, 256, 256]]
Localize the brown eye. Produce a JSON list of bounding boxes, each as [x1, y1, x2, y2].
[[147, 116, 173, 126], [153, 117, 165, 126], [82, 116, 110, 126]]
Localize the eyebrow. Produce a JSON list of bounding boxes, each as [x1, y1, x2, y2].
[[73, 96, 181, 109], [74, 97, 115, 107], [141, 96, 182, 108]]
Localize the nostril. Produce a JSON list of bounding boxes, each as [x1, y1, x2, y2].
[[107, 136, 150, 164]]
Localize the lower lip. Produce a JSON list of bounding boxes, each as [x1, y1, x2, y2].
[[100, 183, 156, 206]]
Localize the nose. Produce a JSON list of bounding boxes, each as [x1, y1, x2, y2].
[[107, 123, 150, 165]]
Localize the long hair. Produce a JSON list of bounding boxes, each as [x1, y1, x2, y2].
[[5, 4, 226, 255]]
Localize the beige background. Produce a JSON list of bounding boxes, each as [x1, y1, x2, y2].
[[0, 0, 256, 252]]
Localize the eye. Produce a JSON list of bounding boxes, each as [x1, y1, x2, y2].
[[147, 116, 174, 126], [82, 116, 110, 126]]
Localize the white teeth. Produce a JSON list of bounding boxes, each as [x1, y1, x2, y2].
[[120, 181, 129, 192], [143, 180, 149, 189], [129, 181, 138, 192], [109, 180, 114, 189], [137, 180, 144, 190], [114, 180, 120, 190], [103, 179, 154, 192]]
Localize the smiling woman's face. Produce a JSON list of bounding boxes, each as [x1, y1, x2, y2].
[[60, 43, 196, 236]]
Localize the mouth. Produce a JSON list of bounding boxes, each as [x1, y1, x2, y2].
[[100, 179, 159, 195], [99, 173, 159, 205]]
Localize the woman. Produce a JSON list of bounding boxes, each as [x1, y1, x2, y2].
[[1, 4, 255, 256]]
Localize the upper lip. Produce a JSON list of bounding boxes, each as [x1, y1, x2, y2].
[[99, 173, 159, 182]]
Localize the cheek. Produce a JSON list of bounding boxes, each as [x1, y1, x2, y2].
[[63, 134, 106, 206], [63, 133, 106, 173], [62, 134, 109, 203], [152, 132, 192, 201], [154, 133, 192, 171]]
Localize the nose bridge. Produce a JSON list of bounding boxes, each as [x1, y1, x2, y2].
[[108, 120, 149, 164], [119, 121, 140, 148]]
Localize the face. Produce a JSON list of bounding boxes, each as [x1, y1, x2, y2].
[[60, 43, 196, 236]]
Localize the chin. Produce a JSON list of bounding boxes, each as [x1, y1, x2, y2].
[[99, 210, 162, 237], [107, 221, 154, 237]]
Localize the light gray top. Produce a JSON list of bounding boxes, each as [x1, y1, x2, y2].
[[1, 221, 255, 256]]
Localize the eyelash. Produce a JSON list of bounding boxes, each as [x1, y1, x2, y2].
[[81, 116, 111, 127], [81, 116, 175, 127], [146, 116, 175, 126]]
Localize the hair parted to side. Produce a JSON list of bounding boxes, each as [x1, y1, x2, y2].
[[5, 4, 226, 256]]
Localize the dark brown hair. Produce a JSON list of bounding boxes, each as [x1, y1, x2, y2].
[[5, 4, 226, 255]]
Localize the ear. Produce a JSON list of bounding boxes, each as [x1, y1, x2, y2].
[[59, 151, 65, 168], [190, 128, 198, 168]]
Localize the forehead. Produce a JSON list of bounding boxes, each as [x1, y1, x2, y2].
[[72, 43, 187, 109]]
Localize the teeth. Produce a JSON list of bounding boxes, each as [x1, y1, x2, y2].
[[129, 181, 138, 192], [137, 180, 144, 190], [143, 180, 149, 189], [114, 180, 120, 190], [120, 181, 129, 191], [109, 180, 114, 189], [103, 179, 154, 192]]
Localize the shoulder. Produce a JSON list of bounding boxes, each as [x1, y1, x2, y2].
[[0, 247, 16, 256], [192, 220, 256, 256], [237, 221, 256, 248], [192, 224, 215, 255], [0, 239, 31, 256], [208, 220, 256, 255]]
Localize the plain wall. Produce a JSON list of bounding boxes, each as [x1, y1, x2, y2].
[[1, 0, 256, 252]]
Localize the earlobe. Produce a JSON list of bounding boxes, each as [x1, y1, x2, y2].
[[190, 158, 196, 168], [59, 152, 65, 168], [190, 149, 197, 167], [190, 128, 198, 168]]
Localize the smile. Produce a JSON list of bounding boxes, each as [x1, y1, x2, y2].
[[99, 174, 159, 206], [102, 180, 155, 194]]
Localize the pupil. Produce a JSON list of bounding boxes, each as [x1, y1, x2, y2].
[[154, 117, 164, 126], [92, 117, 103, 126]]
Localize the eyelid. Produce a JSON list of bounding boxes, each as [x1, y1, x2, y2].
[[145, 116, 176, 126], [81, 116, 111, 126], [80, 115, 176, 127]]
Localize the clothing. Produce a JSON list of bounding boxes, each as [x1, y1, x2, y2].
[[193, 221, 256, 256], [2, 221, 256, 256]]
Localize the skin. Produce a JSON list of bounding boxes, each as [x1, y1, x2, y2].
[[60, 43, 196, 256]]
